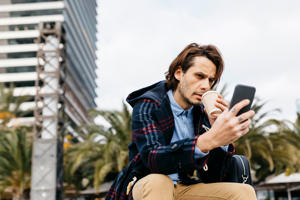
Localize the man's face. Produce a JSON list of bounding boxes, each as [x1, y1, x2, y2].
[[173, 56, 217, 109]]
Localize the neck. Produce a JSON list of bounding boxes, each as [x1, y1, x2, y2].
[[172, 89, 192, 110]]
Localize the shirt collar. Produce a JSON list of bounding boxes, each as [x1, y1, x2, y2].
[[167, 90, 193, 116]]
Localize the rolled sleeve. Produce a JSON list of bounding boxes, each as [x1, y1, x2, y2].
[[194, 146, 209, 159], [220, 145, 229, 152]]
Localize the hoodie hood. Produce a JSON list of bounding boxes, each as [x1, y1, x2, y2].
[[126, 81, 168, 107]]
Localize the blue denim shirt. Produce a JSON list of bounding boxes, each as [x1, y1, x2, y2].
[[167, 90, 209, 182], [167, 90, 228, 183]]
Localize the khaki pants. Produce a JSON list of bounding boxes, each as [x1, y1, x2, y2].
[[132, 174, 257, 200]]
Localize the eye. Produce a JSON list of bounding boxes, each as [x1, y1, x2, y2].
[[197, 74, 204, 78]]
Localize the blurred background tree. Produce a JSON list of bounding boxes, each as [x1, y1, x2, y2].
[[0, 83, 30, 126], [2, 81, 299, 198], [0, 126, 32, 200], [234, 99, 300, 182], [63, 86, 300, 190], [219, 84, 300, 183], [64, 102, 132, 191]]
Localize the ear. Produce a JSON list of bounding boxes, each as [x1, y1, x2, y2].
[[174, 67, 183, 81]]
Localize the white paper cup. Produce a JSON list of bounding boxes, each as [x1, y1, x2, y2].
[[202, 91, 222, 118]]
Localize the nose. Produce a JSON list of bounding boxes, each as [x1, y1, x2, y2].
[[199, 78, 211, 90]]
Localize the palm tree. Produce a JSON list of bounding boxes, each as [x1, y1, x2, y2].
[[0, 83, 30, 125], [274, 113, 300, 175], [233, 99, 281, 182], [64, 102, 132, 191], [0, 126, 32, 200], [217, 84, 300, 183], [64, 131, 103, 191], [282, 113, 300, 150], [233, 98, 300, 183]]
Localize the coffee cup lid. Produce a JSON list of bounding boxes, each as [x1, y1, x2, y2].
[[202, 90, 218, 98]]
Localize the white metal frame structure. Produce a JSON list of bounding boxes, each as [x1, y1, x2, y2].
[[0, 1, 98, 199], [31, 22, 65, 200]]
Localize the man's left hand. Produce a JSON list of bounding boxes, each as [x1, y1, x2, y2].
[[207, 94, 229, 125]]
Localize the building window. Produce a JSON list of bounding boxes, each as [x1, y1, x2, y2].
[[9, 24, 37, 31], [10, 9, 63, 17], [4, 81, 35, 87], [7, 52, 36, 59], [8, 38, 35, 45], [12, 0, 62, 4], [5, 66, 36, 73]]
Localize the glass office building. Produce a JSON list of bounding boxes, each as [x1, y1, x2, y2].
[[0, 0, 98, 127]]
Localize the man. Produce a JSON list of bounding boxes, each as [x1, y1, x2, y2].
[[105, 43, 257, 200]]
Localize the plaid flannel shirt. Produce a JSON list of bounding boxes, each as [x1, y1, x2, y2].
[[105, 81, 234, 200]]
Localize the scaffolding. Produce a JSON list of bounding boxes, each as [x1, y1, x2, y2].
[[31, 21, 65, 200]]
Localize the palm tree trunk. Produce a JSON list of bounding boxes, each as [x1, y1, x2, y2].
[[12, 191, 25, 200]]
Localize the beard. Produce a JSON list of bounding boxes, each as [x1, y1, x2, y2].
[[178, 81, 202, 107]]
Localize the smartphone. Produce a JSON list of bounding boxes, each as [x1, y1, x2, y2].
[[229, 84, 256, 116]]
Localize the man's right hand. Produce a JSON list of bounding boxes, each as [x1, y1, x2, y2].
[[196, 99, 255, 152]]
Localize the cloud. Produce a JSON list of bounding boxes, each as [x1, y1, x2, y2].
[[96, 0, 300, 121]]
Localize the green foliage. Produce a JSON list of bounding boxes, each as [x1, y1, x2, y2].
[[64, 102, 132, 191], [232, 97, 300, 183], [0, 83, 31, 125], [0, 126, 32, 200], [218, 84, 300, 183], [64, 84, 300, 191]]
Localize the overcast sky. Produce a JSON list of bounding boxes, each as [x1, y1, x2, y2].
[[96, 0, 300, 122]]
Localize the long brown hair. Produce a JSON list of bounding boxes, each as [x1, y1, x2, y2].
[[165, 43, 224, 90]]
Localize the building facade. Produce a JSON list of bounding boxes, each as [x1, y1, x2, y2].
[[0, 1, 98, 199], [0, 0, 98, 128]]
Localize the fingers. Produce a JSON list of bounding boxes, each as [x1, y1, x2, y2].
[[227, 119, 251, 143], [216, 98, 229, 111], [209, 98, 255, 145], [240, 118, 252, 130], [214, 95, 229, 112], [239, 120, 251, 137], [239, 127, 249, 137], [231, 113, 253, 141], [236, 110, 255, 123], [236, 110, 254, 136], [238, 119, 252, 136], [212, 99, 228, 119], [216, 96, 228, 106], [216, 95, 228, 106], [229, 99, 250, 116]]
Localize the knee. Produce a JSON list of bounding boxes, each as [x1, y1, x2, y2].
[[235, 184, 256, 199], [240, 184, 256, 194], [143, 174, 174, 188], [132, 174, 174, 200]]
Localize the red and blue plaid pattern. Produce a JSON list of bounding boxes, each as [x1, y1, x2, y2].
[[105, 81, 233, 200]]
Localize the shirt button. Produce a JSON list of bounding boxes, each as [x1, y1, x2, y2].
[[171, 143, 178, 149]]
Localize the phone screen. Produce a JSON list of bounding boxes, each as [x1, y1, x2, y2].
[[229, 84, 256, 116]]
